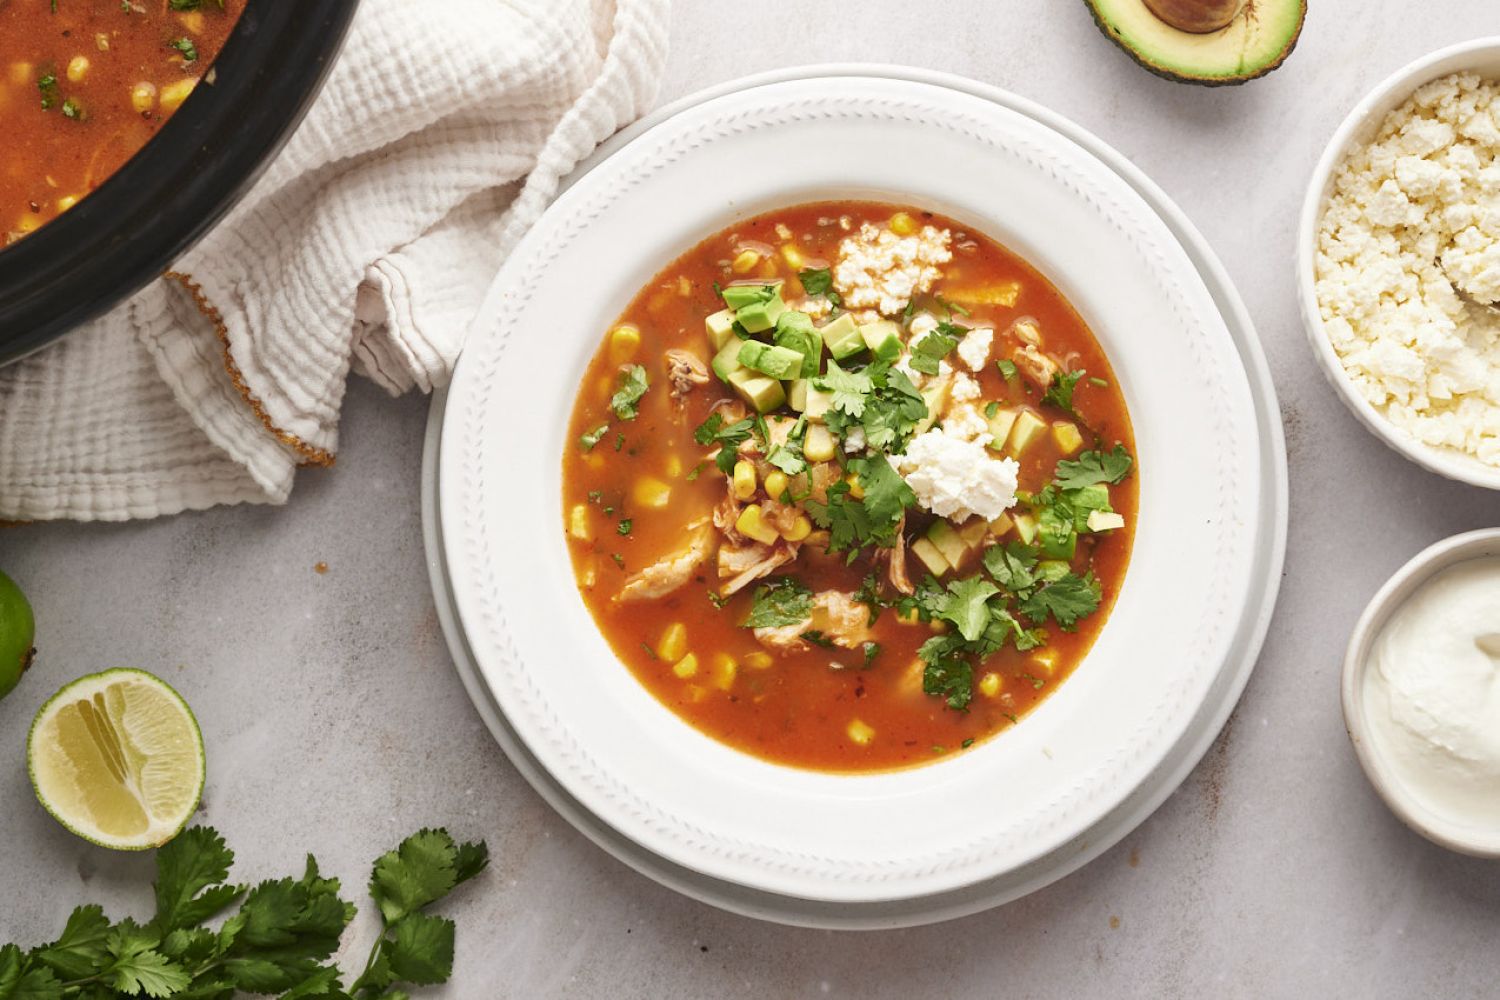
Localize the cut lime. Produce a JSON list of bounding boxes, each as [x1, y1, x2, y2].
[[0, 569, 35, 700], [28, 669, 204, 850]]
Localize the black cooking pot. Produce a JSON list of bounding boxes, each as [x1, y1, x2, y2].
[[0, 0, 360, 366]]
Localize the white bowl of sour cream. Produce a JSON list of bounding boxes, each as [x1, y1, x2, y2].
[[1343, 528, 1500, 856]]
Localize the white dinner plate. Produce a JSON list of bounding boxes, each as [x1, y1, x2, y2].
[[436, 71, 1278, 907]]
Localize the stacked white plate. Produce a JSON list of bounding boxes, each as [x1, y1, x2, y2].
[[421, 66, 1288, 929]]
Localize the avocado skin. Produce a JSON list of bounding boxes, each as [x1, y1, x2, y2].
[[1083, 0, 1306, 87]]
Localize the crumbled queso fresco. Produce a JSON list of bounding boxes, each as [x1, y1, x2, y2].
[[1316, 72, 1500, 467], [834, 222, 953, 317], [896, 405, 1019, 522]]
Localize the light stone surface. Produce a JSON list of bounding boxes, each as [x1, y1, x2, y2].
[[5, 2, 1500, 995]]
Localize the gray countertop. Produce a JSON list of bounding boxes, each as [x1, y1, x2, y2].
[[4, 2, 1500, 996]]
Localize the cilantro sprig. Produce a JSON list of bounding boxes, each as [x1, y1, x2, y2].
[[693, 412, 754, 474], [814, 359, 927, 453], [797, 267, 841, 308], [609, 365, 650, 420], [742, 577, 813, 628], [0, 826, 487, 999], [803, 454, 914, 561]]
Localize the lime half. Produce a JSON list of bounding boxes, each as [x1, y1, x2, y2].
[[28, 669, 204, 850]]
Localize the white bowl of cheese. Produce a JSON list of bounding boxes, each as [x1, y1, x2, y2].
[[1299, 38, 1500, 491]]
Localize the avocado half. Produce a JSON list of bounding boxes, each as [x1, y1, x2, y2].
[[1084, 0, 1306, 86]]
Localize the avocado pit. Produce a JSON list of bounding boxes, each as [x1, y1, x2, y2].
[[1142, 0, 1246, 33]]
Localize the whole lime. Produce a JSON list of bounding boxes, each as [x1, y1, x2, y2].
[[0, 570, 36, 700]]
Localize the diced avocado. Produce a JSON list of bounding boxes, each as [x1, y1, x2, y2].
[[927, 520, 968, 568], [819, 313, 866, 360], [1038, 507, 1076, 560], [1005, 409, 1047, 457], [788, 378, 809, 412], [1013, 512, 1038, 545], [910, 537, 950, 577], [727, 369, 787, 414], [957, 519, 989, 549], [915, 378, 952, 434], [720, 282, 780, 310], [1084, 0, 1305, 87], [860, 320, 903, 362], [1036, 560, 1072, 583], [1069, 484, 1112, 529], [804, 386, 834, 422], [711, 340, 745, 382], [735, 292, 786, 334], [704, 309, 738, 351], [774, 312, 821, 378], [1051, 419, 1084, 455], [1087, 510, 1126, 532], [738, 340, 805, 381], [986, 408, 1020, 452]]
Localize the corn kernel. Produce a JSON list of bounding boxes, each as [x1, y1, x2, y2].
[[758, 259, 780, 279], [608, 324, 641, 363], [732, 460, 757, 500], [658, 622, 688, 663], [731, 249, 761, 274], [735, 504, 781, 546], [888, 212, 918, 236], [672, 653, 699, 679], [66, 56, 89, 83], [763, 470, 788, 500], [979, 673, 1003, 698], [130, 81, 158, 113], [677, 276, 692, 297], [567, 504, 591, 541], [177, 10, 204, 32], [1051, 421, 1084, 455], [804, 424, 835, 462], [95, 33, 110, 51], [583, 453, 605, 471], [1031, 650, 1058, 677], [780, 243, 804, 269], [581, 564, 597, 589], [632, 476, 671, 509], [55, 195, 79, 213], [682, 683, 708, 703], [9, 62, 32, 85], [710, 653, 738, 691], [664, 453, 683, 478], [159, 77, 197, 113], [847, 719, 876, 746], [845, 474, 864, 499], [782, 515, 812, 542], [743, 651, 774, 670], [929, 620, 949, 635]]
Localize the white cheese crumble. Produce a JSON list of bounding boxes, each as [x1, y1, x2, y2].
[[949, 371, 981, 403], [1316, 72, 1500, 468], [842, 426, 867, 453], [833, 223, 952, 317], [896, 405, 1018, 522], [956, 326, 994, 371]]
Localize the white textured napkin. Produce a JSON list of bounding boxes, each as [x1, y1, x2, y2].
[[0, 0, 669, 521]]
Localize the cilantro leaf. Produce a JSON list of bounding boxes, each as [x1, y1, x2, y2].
[[370, 829, 463, 925], [578, 423, 609, 451], [814, 359, 873, 419], [609, 365, 649, 420], [909, 323, 959, 376], [798, 267, 842, 307], [918, 635, 974, 710], [741, 577, 813, 629], [693, 413, 754, 474], [1019, 573, 1102, 631], [110, 949, 191, 998], [847, 454, 914, 525], [996, 358, 1018, 380], [1041, 369, 1085, 414], [385, 913, 454, 986], [1053, 444, 1133, 490], [982, 541, 1038, 596], [31, 905, 111, 981], [0, 944, 62, 1000], [932, 576, 1001, 642], [152, 827, 244, 933]]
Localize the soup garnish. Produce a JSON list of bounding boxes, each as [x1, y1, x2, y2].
[[562, 202, 1137, 772], [1, 0, 243, 244]]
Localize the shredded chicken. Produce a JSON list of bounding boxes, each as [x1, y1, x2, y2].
[[615, 519, 713, 603], [718, 541, 797, 596], [1011, 343, 1059, 389], [753, 590, 874, 654], [713, 487, 744, 544], [665, 349, 709, 400], [884, 513, 914, 595]]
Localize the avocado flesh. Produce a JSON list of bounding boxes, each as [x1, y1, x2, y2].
[[1085, 0, 1305, 85]]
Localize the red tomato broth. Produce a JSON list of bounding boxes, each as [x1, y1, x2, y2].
[[562, 202, 1137, 772], [0, 0, 243, 244]]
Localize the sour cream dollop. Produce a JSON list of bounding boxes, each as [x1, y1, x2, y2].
[[1363, 557, 1500, 828]]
